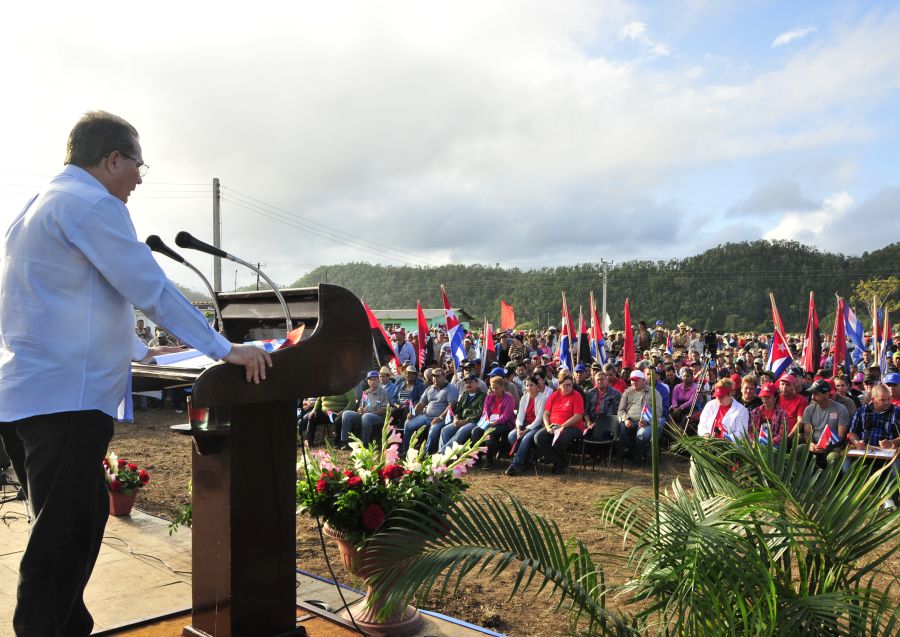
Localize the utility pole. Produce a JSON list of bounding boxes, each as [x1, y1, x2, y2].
[[255, 263, 265, 291], [212, 178, 221, 292]]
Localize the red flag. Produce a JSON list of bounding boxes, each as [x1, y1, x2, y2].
[[416, 301, 429, 368], [832, 296, 847, 377], [623, 298, 635, 369], [800, 291, 821, 374], [276, 324, 306, 350], [500, 300, 516, 331], [482, 317, 496, 373], [362, 300, 402, 372]]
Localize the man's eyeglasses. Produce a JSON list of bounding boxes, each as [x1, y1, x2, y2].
[[120, 152, 149, 177]]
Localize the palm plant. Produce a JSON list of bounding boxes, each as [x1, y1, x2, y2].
[[366, 435, 900, 636]]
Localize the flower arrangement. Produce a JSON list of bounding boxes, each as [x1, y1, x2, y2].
[[297, 426, 487, 546], [103, 452, 150, 494]]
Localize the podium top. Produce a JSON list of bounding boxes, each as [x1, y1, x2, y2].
[[133, 284, 372, 408]]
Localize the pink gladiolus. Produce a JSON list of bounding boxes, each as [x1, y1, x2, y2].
[[452, 465, 468, 477], [384, 445, 400, 465], [313, 450, 336, 472], [386, 428, 402, 446]]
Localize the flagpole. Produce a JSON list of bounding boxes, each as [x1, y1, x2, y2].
[[873, 293, 879, 372], [649, 367, 660, 537]]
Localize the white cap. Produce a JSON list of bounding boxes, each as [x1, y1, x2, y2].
[[629, 370, 645, 380]]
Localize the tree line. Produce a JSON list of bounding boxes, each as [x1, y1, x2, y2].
[[266, 239, 899, 333]]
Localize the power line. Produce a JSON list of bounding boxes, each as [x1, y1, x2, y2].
[[220, 186, 440, 265]]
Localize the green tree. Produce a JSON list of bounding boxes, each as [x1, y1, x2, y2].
[[851, 276, 900, 316]]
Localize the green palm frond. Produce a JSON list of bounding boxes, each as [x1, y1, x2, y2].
[[365, 493, 639, 636]]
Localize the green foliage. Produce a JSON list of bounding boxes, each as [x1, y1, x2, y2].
[[851, 276, 900, 316], [368, 435, 900, 636], [286, 240, 900, 332]]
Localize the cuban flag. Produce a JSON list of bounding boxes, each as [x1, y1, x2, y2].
[[590, 296, 609, 364], [558, 321, 574, 371], [665, 333, 673, 356], [441, 285, 467, 370], [843, 302, 867, 354], [444, 405, 454, 425], [244, 338, 286, 352], [765, 329, 793, 379], [407, 400, 415, 417], [641, 403, 653, 425], [325, 409, 336, 423], [758, 425, 769, 445], [816, 425, 839, 450]]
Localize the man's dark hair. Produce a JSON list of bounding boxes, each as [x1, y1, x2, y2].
[[65, 111, 139, 168]]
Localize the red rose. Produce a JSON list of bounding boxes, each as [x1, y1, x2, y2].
[[347, 475, 363, 488], [139, 470, 150, 484], [316, 478, 328, 493], [343, 469, 355, 477], [117, 459, 127, 467], [128, 463, 138, 471], [379, 464, 405, 481], [361, 504, 385, 532], [109, 479, 122, 492]]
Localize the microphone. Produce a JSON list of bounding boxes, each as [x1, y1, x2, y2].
[[146, 235, 225, 334], [175, 231, 293, 334]]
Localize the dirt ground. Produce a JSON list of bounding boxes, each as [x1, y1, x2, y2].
[[111, 409, 898, 637], [112, 408, 689, 637]]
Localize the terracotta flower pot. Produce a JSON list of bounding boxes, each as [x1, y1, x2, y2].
[[109, 490, 138, 516], [322, 524, 424, 637]]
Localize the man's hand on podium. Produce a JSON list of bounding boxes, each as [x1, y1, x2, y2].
[[224, 344, 273, 384]]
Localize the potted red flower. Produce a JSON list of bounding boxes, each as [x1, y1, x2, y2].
[[103, 452, 150, 516], [297, 425, 486, 636]]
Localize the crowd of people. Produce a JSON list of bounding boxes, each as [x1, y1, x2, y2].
[[298, 320, 900, 502]]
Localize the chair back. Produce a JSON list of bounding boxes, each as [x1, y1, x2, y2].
[[589, 415, 618, 442]]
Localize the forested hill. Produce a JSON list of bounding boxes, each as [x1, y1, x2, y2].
[[286, 240, 900, 333]]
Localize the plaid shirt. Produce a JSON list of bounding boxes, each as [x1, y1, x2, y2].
[[848, 403, 900, 446]]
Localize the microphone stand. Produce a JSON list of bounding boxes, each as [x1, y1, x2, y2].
[[145, 235, 226, 334], [175, 232, 293, 335]]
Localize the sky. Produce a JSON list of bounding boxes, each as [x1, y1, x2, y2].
[[1, 0, 899, 292]]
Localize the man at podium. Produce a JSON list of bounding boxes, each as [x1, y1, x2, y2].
[[0, 111, 272, 637]]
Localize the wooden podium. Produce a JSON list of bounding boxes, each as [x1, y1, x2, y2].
[[132, 284, 371, 637]]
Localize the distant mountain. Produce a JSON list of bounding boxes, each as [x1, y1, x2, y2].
[[272, 240, 899, 332]]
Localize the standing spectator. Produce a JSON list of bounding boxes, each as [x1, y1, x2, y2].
[[669, 366, 700, 432], [393, 328, 416, 368]]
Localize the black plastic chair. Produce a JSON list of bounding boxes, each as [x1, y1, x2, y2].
[[578, 415, 620, 471]]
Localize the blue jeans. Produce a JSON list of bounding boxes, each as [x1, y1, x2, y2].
[[426, 421, 454, 454], [618, 422, 661, 462], [507, 427, 540, 468], [339, 411, 384, 446], [402, 414, 431, 453]]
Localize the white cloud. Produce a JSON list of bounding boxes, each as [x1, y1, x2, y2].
[[618, 20, 671, 56], [771, 26, 817, 48], [0, 2, 898, 289]]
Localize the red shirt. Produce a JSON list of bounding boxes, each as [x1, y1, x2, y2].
[[779, 393, 809, 433], [610, 377, 627, 394], [523, 399, 536, 426], [712, 404, 730, 438], [544, 390, 585, 432]]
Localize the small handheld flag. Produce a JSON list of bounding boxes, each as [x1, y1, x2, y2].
[[641, 403, 653, 424], [326, 409, 335, 423], [665, 333, 673, 356], [816, 425, 839, 450], [758, 424, 769, 445], [444, 405, 454, 425]]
